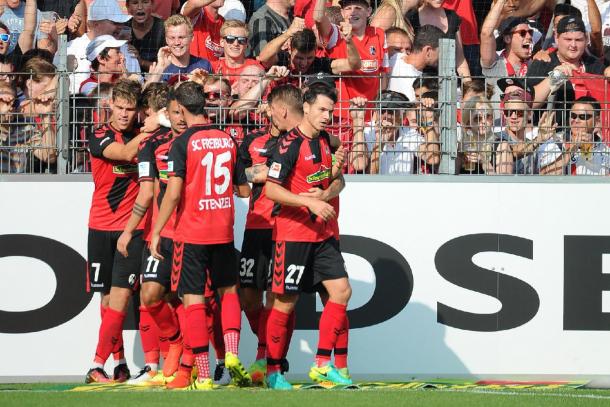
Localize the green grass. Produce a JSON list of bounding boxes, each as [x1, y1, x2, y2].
[[3, 383, 610, 406]]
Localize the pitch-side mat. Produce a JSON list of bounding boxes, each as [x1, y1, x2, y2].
[[0, 380, 589, 392]]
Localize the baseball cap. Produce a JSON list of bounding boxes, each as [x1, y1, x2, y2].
[[557, 17, 586, 35], [304, 73, 336, 89], [378, 90, 410, 110], [88, 0, 132, 23], [86, 35, 126, 61], [502, 88, 533, 106], [495, 16, 530, 50], [339, 0, 370, 8], [497, 77, 535, 101]]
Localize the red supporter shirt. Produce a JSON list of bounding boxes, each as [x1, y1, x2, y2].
[[168, 124, 248, 244], [328, 26, 389, 119], [212, 58, 264, 86], [88, 124, 142, 231], [137, 127, 176, 241], [267, 127, 335, 243], [294, 0, 331, 27], [239, 129, 278, 230], [190, 8, 224, 62], [443, 0, 479, 46]]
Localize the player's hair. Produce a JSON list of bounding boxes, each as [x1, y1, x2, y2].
[[220, 19, 249, 37], [324, 6, 343, 25], [111, 79, 142, 105], [164, 14, 193, 34], [268, 84, 304, 115], [412, 24, 445, 53], [290, 29, 317, 53], [573, 96, 601, 117], [303, 84, 338, 105], [174, 81, 206, 115], [141, 82, 170, 113], [554, 3, 582, 19]]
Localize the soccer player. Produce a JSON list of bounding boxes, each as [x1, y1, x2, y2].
[[238, 84, 306, 385], [264, 84, 352, 389], [116, 84, 188, 386], [150, 81, 251, 390], [85, 79, 147, 383]]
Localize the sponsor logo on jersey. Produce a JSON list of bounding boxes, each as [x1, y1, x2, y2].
[[306, 165, 331, 183], [304, 154, 316, 161], [361, 59, 379, 73], [254, 147, 267, 153], [268, 162, 281, 178], [112, 164, 138, 174], [159, 169, 168, 180], [138, 161, 150, 177]]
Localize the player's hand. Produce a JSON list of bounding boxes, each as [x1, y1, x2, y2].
[[339, 21, 353, 42], [117, 231, 132, 258], [300, 187, 327, 201], [150, 233, 164, 260], [141, 113, 160, 133], [287, 17, 305, 37], [266, 65, 290, 80], [307, 199, 336, 221]]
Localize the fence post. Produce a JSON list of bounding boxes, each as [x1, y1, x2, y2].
[[56, 34, 70, 175], [438, 38, 458, 175]]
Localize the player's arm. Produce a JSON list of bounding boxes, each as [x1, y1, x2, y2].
[[181, 0, 216, 18], [266, 181, 336, 220], [117, 180, 153, 257], [151, 176, 183, 260], [330, 22, 362, 74], [234, 150, 252, 197], [99, 133, 149, 162], [245, 164, 269, 183]]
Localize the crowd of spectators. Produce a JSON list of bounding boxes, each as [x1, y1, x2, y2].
[[1, 0, 610, 175]]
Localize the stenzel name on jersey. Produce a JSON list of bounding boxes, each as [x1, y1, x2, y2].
[[198, 197, 232, 210], [191, 137, 234, 151]]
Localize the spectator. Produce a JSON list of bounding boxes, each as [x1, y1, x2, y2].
[[370, 0, 417, 36], [385, 26, 412, 61], [413, 76, 438, 101], [459, 96, 494, 174], [62, 0, 140, 95], [541, 3, 582, 51], [0, 53, 14, 82], [213, 19, 263, 86], [528, 16, 605, 127], [232, 62, 264, 97], [0, 0, 51, 58], [407, 0, 471, 79], [127, 0, 165, 72], [219, 0, 247, 22], [0, 22, 10, 56], [461, 78, 494, 103], [182, 0, 225, 62], [80, 35, 126, 96], [148, 14, 212, 83], [563, 96, 610, 175], [203, 75, 245, 141], [388, 25, 444, 102], [36, 0, 82, 37], [248, 0, 293, 57]]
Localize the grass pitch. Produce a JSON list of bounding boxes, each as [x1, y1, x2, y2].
[[3, 383, 610, 406]]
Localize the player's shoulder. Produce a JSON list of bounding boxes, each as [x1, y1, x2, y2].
[[93, 124, 113, 138], [243, 128, 270, 144], [275, 128, 304, 155]]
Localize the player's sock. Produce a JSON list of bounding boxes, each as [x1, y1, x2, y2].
[[93, 307, 126, 366], [147, 301, 181, 343], [282, 311, 296, 359], [186, 303, 210, 380], [221, 292, 242, 355], [204, 297, 226, 359], [139, 306, 160, 370], [245, 307, 261, 336], [315, 301, 347, 367], [334, 316, 349, 369], [175, 303, 186, 330], [266, 308, 290, 374], [100, 304, 126, 365], [255, 307, 270, 360], [159, 336, 169, 360], [178, 316, 194, 374]]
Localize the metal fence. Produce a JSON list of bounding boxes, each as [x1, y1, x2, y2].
[[3, 38, 610, 176]]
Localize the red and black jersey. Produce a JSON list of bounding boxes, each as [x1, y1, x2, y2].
[[267, 127, 334, 242], [88, 124, 142, 231], [239, 128, 278, 230], [137, 127, 176, 241], [168, 124, 248, 245]]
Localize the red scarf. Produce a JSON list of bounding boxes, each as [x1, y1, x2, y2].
[[501, 50, 528, 77]]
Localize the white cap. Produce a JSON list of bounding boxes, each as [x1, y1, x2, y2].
[[88, 0, 132, 23], [86, 35, 126, 61]]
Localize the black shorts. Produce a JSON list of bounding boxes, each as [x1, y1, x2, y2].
[[87, 229, 144, 293], [141, 237, 173, 289], [240, 228, 273, 290], [271, 237, 347, 295], [173, 241, 238, 295]]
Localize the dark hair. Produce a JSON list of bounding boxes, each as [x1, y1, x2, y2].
[[290, 29, 317, 53], [385, 26, 409, 37], [0, 22, 9, 35], [174, 81, 206, 115], [412, 24, 445, 53], [554, 3, 582, 19], [303, 84, 338, 105], [0, 53, 13, 66], [268, 84, 304, 115], [414, 76, 439, 92], [573, 96, 601, 115], [17, 49, 54, 72], [141, 82, 169, 112], [90, 47, 114, 71]]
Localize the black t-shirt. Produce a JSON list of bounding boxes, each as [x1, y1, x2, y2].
[[36, 0, 79, 18], [407, 8, 461, 39], [130, 17, 166, 65], [277, 51, 333, 75], [527, 51, 605, 126]]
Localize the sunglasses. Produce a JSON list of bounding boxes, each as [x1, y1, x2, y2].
[[505, 109, 525, 117], [570, 112, 593, 121], [0, 33, 9, 43], [204, 91, 231, 100], [224, 35, 248, 45], [511, 29, 534, 38]]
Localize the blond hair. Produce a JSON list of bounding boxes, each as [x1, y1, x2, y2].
[[220, 19, 249, 37], [371, 0, 415, 39], [112, 79, 142, 106], [164, 14, 193, 34]]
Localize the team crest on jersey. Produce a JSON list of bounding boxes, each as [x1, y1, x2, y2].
[[230, 128, 238, 137], [306, 165, 331, 184], [369, 46, 376, 56], [112, 164, 138, 175]]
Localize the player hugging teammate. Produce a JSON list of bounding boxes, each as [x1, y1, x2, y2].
[[85, 77, 352, 390]]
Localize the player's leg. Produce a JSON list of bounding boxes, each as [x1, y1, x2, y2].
[[211, 243, 251, 386], [310, 238, 352, 385], [318, 289, 350, 381], [167, 297, 194, 389], [203, 290, 230, 385]]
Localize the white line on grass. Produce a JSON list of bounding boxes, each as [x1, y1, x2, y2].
[[438, 388, 610, 400]]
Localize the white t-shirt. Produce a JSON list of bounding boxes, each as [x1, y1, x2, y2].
[[364, 123, 424, 174], [219, 0, 247, 22], [387, 53, 422, 102]]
